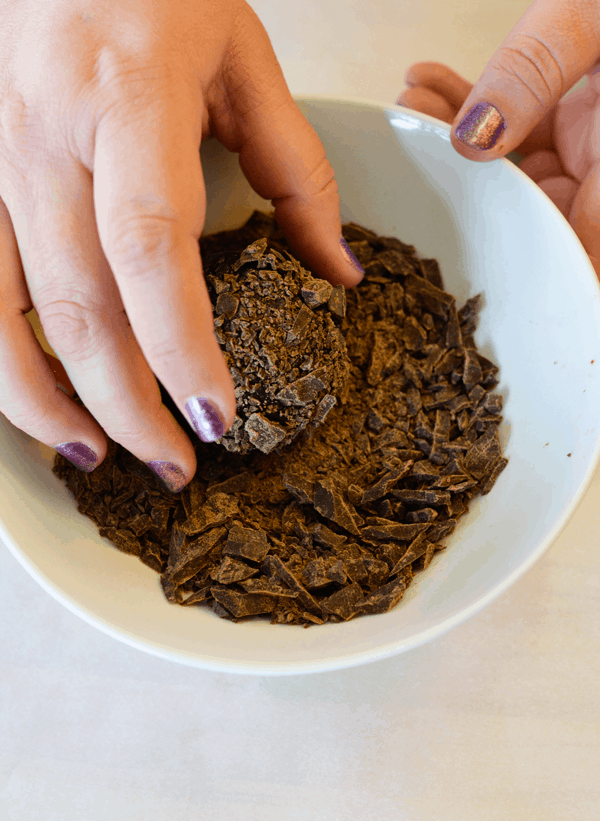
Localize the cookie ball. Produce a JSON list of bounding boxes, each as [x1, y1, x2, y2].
[[205, 238, 351, 454]]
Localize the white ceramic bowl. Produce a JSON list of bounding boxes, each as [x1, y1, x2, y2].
[[3, 97, 600, 675]]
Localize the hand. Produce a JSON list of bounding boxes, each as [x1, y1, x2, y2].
[[397, 0, 600, 277], [0, 0, 363, 491]]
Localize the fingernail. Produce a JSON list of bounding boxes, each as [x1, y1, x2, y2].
[[185, 397, 225, 443], [55, 441, 98, 472], [456, 102, 506, 150], [340, 237, 365, 275], [146, 461, 187, 493]]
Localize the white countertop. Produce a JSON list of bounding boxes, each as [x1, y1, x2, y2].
[[2, 1, 600, 818]]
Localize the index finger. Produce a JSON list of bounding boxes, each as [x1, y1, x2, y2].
[[93, 80, 236, 444], [209, 4, 365, 287]]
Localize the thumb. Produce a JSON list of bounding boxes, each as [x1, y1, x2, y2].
[[450, 0, 600, 159]]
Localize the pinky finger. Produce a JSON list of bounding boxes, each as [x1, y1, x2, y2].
[[0, 309, 107, 471]]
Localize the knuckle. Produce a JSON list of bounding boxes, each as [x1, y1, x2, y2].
[[305, 155, 338, 200], [496, 35, 565, 108], [37, 298, 102, 362], [142, 339, 182, 371], [107, 214, 182, 276]]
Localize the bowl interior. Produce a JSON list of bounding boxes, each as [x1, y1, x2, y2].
[[3, 98, 600, 675]]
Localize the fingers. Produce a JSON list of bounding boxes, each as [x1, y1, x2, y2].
[[396, 85, 457, 124], [519, 149, 566, 181], [567, 161, 600, 278], [0, 195, 105, 469], [17, 159, 198, 492], [0, 309, 105, 470], [209, 4, 364, 288], [447, 0, 600, 161], [403, 62, 473, 111], [538, 175, 579, 217], [401, 61, 556, 159], [92, 82, 236, 454]]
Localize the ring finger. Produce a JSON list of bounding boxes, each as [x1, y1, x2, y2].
[[0, 194, 103, 469], [4, 159, 197, 492]]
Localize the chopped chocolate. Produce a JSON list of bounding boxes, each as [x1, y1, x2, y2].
[[54, 211, 508, 626]]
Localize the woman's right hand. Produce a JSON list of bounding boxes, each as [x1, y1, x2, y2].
[[0, 0, 363, 492]]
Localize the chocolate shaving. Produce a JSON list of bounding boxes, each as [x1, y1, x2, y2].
[[54, 211, 508, 627]]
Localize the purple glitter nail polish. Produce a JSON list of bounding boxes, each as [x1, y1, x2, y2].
[[456, 102, 506, 150], [55, 441, 98, 472], [146, 461, 187, 493], [340, 237, 365, 275], [185, 397, 225, 443]]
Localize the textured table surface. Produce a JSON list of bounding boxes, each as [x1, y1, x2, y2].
[[2, 1, 600, 818]]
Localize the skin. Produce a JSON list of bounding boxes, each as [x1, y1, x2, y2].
[[397, 0, 600, 277], [0, 0, 363, 486]]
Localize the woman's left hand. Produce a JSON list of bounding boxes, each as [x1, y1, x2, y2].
[[397, 0, 600, 277]]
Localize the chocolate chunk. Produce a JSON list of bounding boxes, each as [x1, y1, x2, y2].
[[419, 258, 444, 289], [301, 557, 334, 589], [389, 531, 430, 575], [215, 292, 239, 319], [404, 273, 454, 317], [286, 304, 314, 345], [464, 425, 502, 479], [244, 413, 287, 454], [354, 577, 408, 615], [282, 472, 315, 505], [328, 284, 346, 318], [361, 522, 430, 541], [482, 392, 503, 415], [211, 557, 259, 584], [462, 348, 483, 391], [360, 463, 413, 504], [392, 489, 451, 506], [410, 461, 442, 481], [276, 371, 327, 407], [367, 408, 386, 432], [167, 527, 227, 587], [301, 279, 333, 308], [267, 555, 323, 617], [311, 523, 347, 549], [321, 583, 364, 620], [312, 394, 337, 425], [313, 477, 362, 536], [181, 492, 239, 536], [327, 559, 347, 585], [98, 527, 141, 556], [480, 456, 509, 494], [223, 525, 270, 563], [405, 508, 438, 523], [240, 577, 299, 598], [403, 316, 427, 351], [211, 587, 277, 617]]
